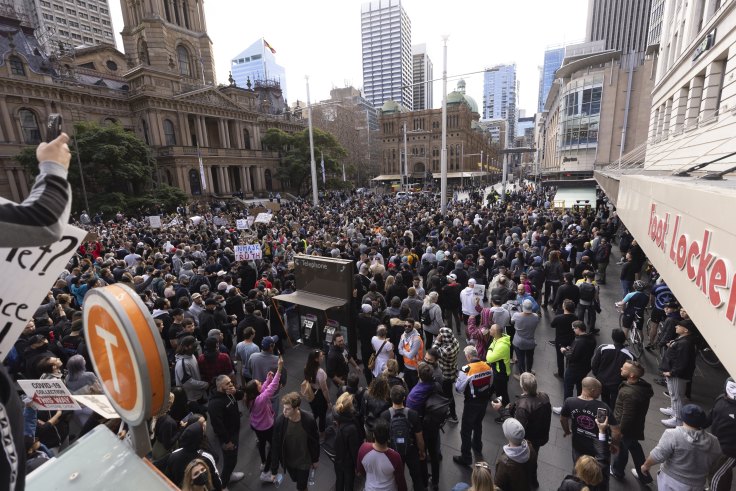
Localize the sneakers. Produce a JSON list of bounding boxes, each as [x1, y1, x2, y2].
[[259, 471, 274, 482], [229, 472, 245, 483], [609, 466, 624, 480], [659, 407, 673, 416], [631, 467, 654, 484], [552, 406, 562, 415], [260, 463, 266, 471], [447, 415, 459, 424], [661, 417, 677, 428]]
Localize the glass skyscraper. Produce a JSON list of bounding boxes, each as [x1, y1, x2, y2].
[[537, 47, 565, 113], [230, 38, 287, 100], [483, 64, 517, 147]]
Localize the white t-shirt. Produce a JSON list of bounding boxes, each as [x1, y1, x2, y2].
[[371, 337, 393, 377]]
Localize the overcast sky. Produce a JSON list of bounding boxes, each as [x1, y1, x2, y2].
[[110, 0, 588, 115]]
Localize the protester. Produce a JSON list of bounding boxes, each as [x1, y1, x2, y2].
[[206, 375, 245, 486], [244, 356, 283, 482], [454, 345, 493, 466], [356, 419, 407, 491]]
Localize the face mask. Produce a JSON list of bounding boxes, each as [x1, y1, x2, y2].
[[192, 470, 208, 486]]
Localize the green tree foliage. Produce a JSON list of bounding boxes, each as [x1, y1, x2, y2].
[[262, 127, 347, 195], [14, 121, 186, 216]]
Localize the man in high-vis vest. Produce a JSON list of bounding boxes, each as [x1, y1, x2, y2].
[[453, 345, 494, 466], [399, 319, 424, 390]]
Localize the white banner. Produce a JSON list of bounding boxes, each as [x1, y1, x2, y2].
[[0, 225, 87, 360], [236, 219, 248, 230], [473, 284, 486, 299], [148, 215, 162, 228], [18, 379, 81, 410], [213, 216, 228, 227], [234, 244, 262, 261], [254, 213, 272, 224]]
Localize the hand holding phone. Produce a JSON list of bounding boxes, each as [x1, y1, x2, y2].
[[47, 113, 63, 141], [596, 408, 608, 424]]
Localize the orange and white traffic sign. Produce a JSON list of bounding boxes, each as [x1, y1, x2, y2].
[[83, 284, 170, 426]]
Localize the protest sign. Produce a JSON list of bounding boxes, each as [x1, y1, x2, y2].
[[254, 213, 272, 225], [18, 379, 81, 410], [236, 219, 248, 230], [473, 284, 486, 300], [73, 394, 119, 419], [234, 244, 262, 261], [263, 201, 281, 212], [0, 224, 87, 360], [148, 216, 162, 228], [213, 216, 228, 227]]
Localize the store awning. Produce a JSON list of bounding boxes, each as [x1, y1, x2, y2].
[[431, 172, 488, 179], [553, 186, 597, 208], [372, 174, 402, 181], [273, 291, 347, 310]]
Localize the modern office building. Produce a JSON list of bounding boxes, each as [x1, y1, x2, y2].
[[230, 38, 287, 100], [595, 0, 736, 375], [412, 43, 433, 110], [537, 46, 565, 113], [585, 0, 653, 54], [647, 0, 666, 48], [482, 64, 516, 147], [361, 0, 412, 110], [15, 0, 114, 52]]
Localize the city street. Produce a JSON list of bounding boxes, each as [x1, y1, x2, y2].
[[214, 257, 730, 490]]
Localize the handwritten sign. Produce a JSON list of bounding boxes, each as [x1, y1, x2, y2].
[[72, 394, 119, 419], [236, 219, 248, 230], [148, 216, 162, 229], [213, 216, 228, 227], [0, 225, 87, 360], [18, 379, 81, 410], [234, 244, 262, 261], [473, 284, 486, 300], [254, 213, 272, 224]]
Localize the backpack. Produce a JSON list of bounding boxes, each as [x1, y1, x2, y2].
[[423, 390, 450, 431], [421, 307, 433, 326], [388, 407, 413, 459], [322, 410, 338, 462], [579, 281, 596, 302]]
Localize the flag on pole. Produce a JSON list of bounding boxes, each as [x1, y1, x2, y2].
[[263, 39, 276, 54], [320, 154, 326, 184], [197, 146, 207, 191]]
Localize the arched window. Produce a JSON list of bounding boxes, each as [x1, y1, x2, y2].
[[19, 109, 41, 144], [9, 56, 25, 76], [189, 169, 201, 195], [163, 119, 177, 145], [177, 45, 191, 77]]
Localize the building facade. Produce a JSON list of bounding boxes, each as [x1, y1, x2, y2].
[[595, 0, 736, 375], [15, 0, 114, 52], [537, 46, 565, 113], [585, 0, 653, 54], [0, 1, 304, 203], [376, 80, 497, 184], [482, 64, 516, 147], [361, 0, 412, 110], [412, 43, 433, 110], [230, 38, 287, 100]]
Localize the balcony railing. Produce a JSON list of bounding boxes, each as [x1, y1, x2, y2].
[[155, 146, 278, 159]]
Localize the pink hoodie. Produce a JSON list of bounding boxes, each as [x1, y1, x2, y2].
[[248, 370, 281, 431]]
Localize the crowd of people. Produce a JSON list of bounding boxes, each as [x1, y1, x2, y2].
[[5, 174, 736, 491]]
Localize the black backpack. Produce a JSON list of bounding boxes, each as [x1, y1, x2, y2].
[[423, 390, 450, 431], [579, 281, 596, 302], [421, 307, 433, 326], [388, 408, 413, 459]]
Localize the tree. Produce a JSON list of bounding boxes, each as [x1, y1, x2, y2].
[[262, 127, 348, 196], [14, 121, 186, 216]]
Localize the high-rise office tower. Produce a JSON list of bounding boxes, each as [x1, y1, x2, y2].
[[17, 0, 115, 51], [646, 0, 665, 48], [231, 38, 287, 100], [483, 64, 517, 147], [585, 0, 652, 54], [412, 43, 433, 110], [537, 46, 565, 113], [361, 0, 412, 110]]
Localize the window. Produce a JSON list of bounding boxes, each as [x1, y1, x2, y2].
[[163, 119, 177, 145], [66, 8, 75, 14], [251, 54, 261, 60], [177, 45, 191, 77], [59, 29, 69, 36], [71, 33, 81, 40], [93, 28, 102, 34], [83, 36, 93, 43], [43, 13, 53, 20], [106, 60, 117, 71], [9, 56, 25, 76], [69, 21, 78, 27], [102, 20, 110, 25], [91, 15, 99, 22], [100, 7, 107, 14], [76, 0, 85, 5], [40, 0, 51, 6], [89, 4, 97, 10], [81, 24, 90, 30], [19, 109, 41, 144], [79, 12, 87, 18], [55, 16, 66, 24], [53, 3, 63, 10]]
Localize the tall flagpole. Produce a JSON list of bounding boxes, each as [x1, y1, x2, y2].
[[306, 75, 318, 206], [440, 35, 449, 216]]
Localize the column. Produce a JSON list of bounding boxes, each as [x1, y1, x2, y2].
[[206, 166, 215, 194], [1, 98, 15, 142], [177, 112, 190, 146], [662, 98, 673, 139], [238, 166, 247, 192], [222, 166, 231, 193], [671, 87, 689, 134], [17, 169, 29, 196], [199, 116, 209, 147], [234, 122, 244, 149], [5, 169, 19, 202], [700, 60, 726, 121], [155, 111, 166, 145], [685, 76, 704, 129]]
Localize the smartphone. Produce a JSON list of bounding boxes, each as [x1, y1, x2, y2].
[[596, 407, 608, 424], [47, 113, 63, 141]]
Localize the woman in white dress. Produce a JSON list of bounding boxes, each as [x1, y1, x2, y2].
[[371, 325, 394, 379]]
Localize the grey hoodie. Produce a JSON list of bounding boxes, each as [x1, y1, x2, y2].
[[650, 425, 721, 487], [503, 440, 531, 463]]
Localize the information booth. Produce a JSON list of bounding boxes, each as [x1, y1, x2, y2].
[[273, 255, 353, 350]]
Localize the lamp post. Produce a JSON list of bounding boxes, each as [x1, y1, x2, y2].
[[403, 121, 408, 191], [305, 75, 318, 207], [440, 35, 449, 215]]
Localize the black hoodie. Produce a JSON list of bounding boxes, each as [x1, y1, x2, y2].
[[164, 422, 222, 490]]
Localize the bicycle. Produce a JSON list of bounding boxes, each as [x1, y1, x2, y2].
[[616, 303, 645, 359]]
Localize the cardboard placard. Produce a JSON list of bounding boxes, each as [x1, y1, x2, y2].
[[0, 224, 87, 360], [72, 394, 119, 419], [263, 201, 281, 212], [148, 216, 162, 228], [213, 216, 228, 227], [18, 379, 81, 410], [236, 219, 248, 230], [254, 213, 272, 224], [473, 284, 486, 299], [234, 244, 262, 261]]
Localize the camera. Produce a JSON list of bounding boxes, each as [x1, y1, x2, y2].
[[46, 113, 63, 141]]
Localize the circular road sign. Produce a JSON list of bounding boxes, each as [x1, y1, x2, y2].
[[83, 284, 170, 426]]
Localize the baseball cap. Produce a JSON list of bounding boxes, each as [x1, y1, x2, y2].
[[191, 293, 202, 300], [261, 335, 279, 349], [28, 334, 46, 345], [204, 298, 218, 306], [502, 418, 525, 445], [199, 284, 209, 292], [447, 273, 457, 281], [681, 404, 707, 428], [491, 295, 503, 304]]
